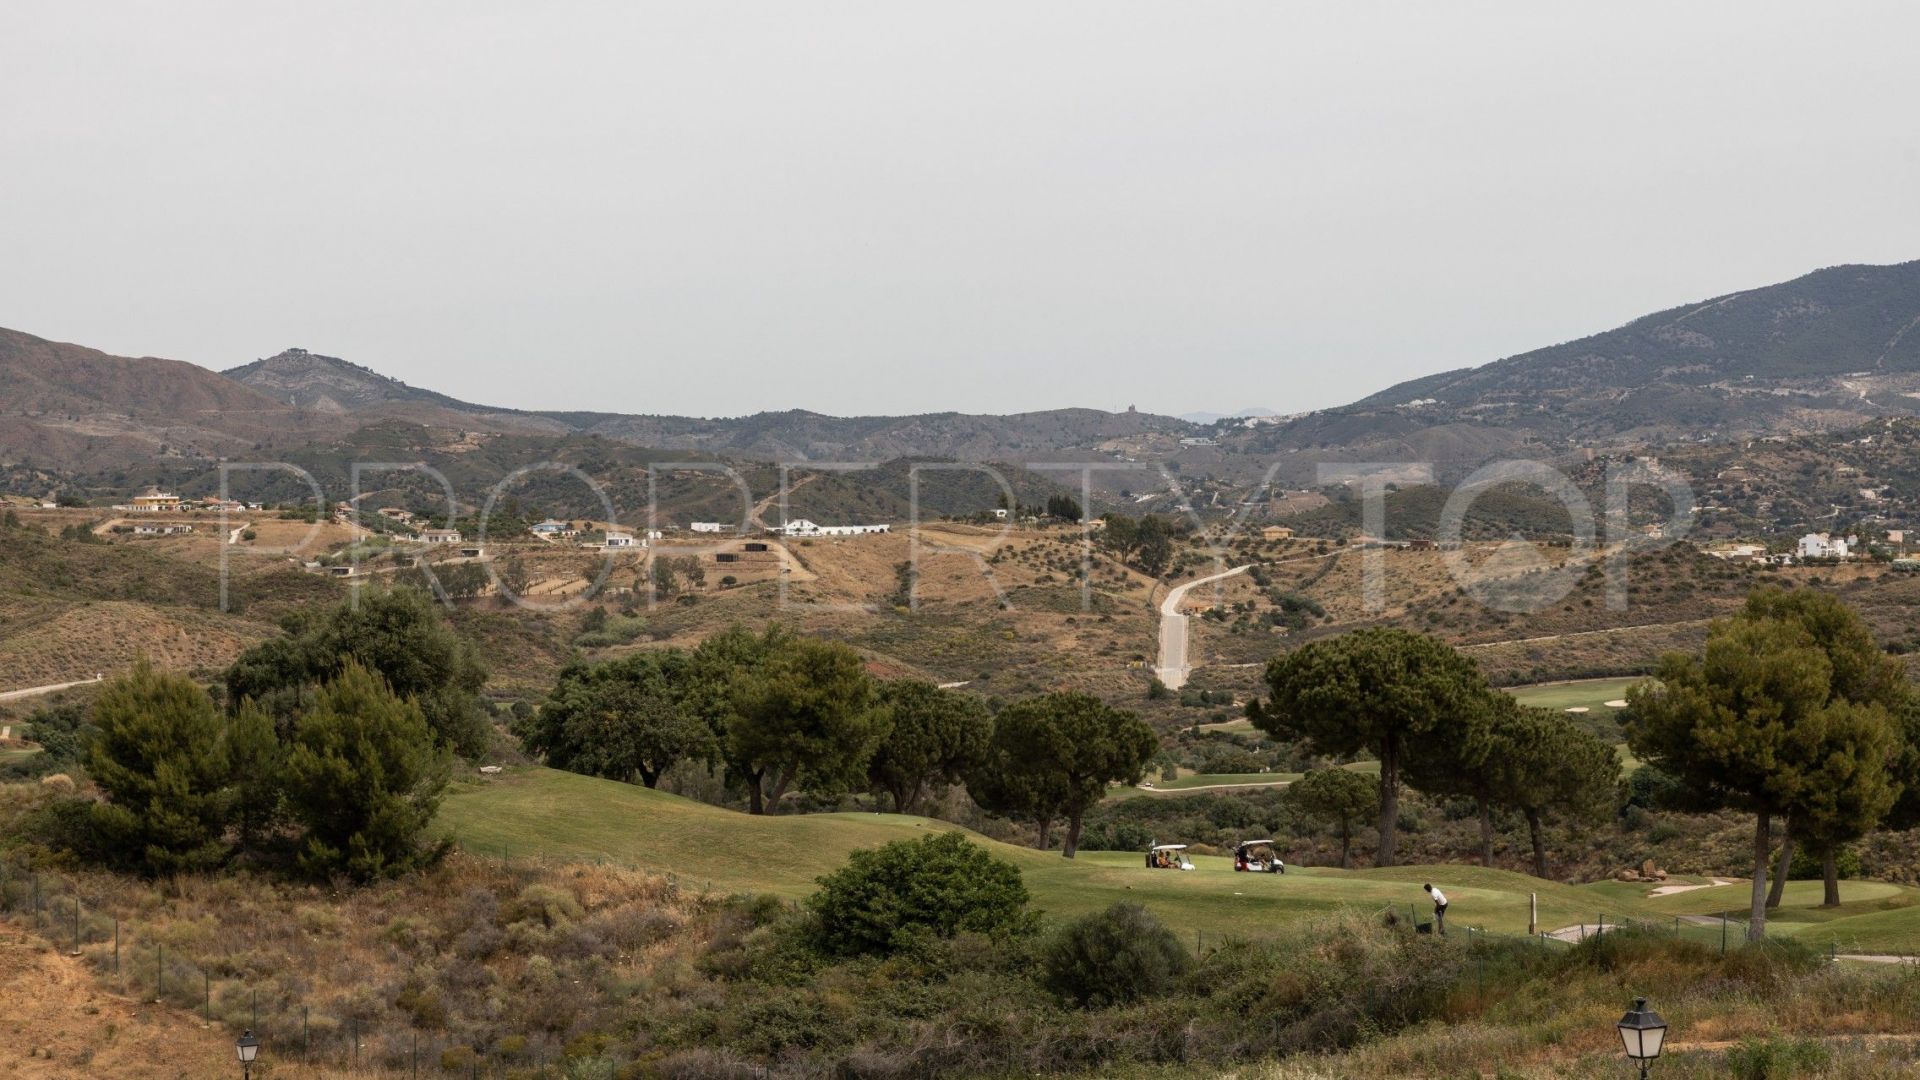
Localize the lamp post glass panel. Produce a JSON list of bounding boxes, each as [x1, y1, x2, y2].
[[1616, 998, 1667, 1077], [236, 1030, 260, 1076]]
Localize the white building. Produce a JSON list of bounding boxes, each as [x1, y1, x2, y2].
[[603, 533, 637, 548], [1707, 543, 1768, 563], [420, 529, 463, 545], [1797, 532, 1849, 559], [776, 519, 890, 537], [689, 522, 728, 533]]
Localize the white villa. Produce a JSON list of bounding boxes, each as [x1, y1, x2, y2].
[[1797, 532, 1850, 560], [419, 529, 463, 545], [603, 532, 638, 548], [776, 519, 890, 537], [689, 522, 728, 533]]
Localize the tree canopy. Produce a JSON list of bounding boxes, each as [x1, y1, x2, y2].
[[281, 660, 452, 880], [1287, 767, 1378, 868], [1258, 628, 1491, 867], [866, 679, 992, 814], [1488, 702, 1620, 878], [983, 692, 1156, 857], [520, 650, 717, 788], [1626, 606, 1897, 938], [87, 660, 232, 875], [226, 587, 491, 757], [728, 634, 888, 812]]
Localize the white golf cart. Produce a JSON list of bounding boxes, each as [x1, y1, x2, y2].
[[1145, 843, 1195, 871], [1234, 839, 1285, 874]]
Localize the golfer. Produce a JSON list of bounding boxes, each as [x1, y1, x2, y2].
[[1423, 883, 1448, 936]]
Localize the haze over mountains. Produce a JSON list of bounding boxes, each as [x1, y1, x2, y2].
[[5, 259, 1920, 474]]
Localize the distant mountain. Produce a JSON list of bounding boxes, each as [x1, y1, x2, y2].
[[13, 258, 1920, 479], [225, 347, 1197, 460], [1351, 260, 1920, 441], [1225, 260, 1920, 476], [0, 328, 329, 467], [1177, 407, 1278, 425], [223, 348, 572, 435]]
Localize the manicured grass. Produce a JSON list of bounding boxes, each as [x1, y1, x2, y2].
[[1201, 678, 1641, 736], [1142, 771, 1299, 790], [439, 767, 1661, 940], [1507, 677, 1643, 714], [1110, 761, 1379, 800]]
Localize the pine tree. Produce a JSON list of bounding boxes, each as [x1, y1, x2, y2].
[[282, 660, 451, 880], [88, 660, 232, 874], [1258, 628, 1491, 867]]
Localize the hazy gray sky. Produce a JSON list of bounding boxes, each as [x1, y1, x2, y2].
[[5, 3, 1920, 419]]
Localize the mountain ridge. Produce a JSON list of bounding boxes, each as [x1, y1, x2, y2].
[[9, 257, 1920, 474]]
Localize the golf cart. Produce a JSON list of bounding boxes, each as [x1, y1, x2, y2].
[[1145, 843, 1195, 871], [1234, 839, 1285, 874]]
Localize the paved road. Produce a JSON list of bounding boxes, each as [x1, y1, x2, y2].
[[1155, 564, 1252, 690], [0, 675, 105, 702]]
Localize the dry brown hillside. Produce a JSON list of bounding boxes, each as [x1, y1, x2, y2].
[[0, 327, 340, 467]]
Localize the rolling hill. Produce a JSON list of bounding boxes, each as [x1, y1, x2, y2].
[[1225, 260, 1920, 477], [0, 328, 334, 467]]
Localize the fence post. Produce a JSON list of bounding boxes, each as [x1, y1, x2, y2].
[[1722, 911, 1728, 955], [113, 918, 120, 979], [72, 895, 82, 955], [1528, 892, 1536, 936], [204, 971, 210, 1019], [156, 942, 164, 1003]]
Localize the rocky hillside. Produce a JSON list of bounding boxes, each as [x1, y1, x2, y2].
[[223, 347, 572, 435], [1211, 260, 1920, 480]]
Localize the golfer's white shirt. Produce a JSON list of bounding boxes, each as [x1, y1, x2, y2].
[[1429, 888, 1448, 907]]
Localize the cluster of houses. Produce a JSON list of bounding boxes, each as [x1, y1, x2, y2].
[[529, 519, 660, 549], [1705, 532, 1889, 565], [117, 490, 258, 513]]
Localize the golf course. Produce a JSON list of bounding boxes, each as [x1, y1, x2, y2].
[[439, 766, 1920, 952]]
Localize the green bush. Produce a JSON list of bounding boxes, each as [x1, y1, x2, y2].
[[1041, 902, 1190, 1007], [805, 831, 1031, 957], [1723, 1036, 1832, 1079]]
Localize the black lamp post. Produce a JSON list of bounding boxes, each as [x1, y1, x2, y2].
[[235, 1030, 260, 1079], [1616, 997, 1667, 1079]]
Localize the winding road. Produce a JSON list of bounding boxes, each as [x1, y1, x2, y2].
[[1155, 563, 1252, 690], [0, 674, 105, 702]]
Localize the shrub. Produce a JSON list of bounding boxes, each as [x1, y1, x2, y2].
[[87, 660, 232, 874], [281, 660, 452, 880], [1723, 1036, 1832, 1079], [806, 831, 1031, 957], [1041, 902, 1190, 1007]]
